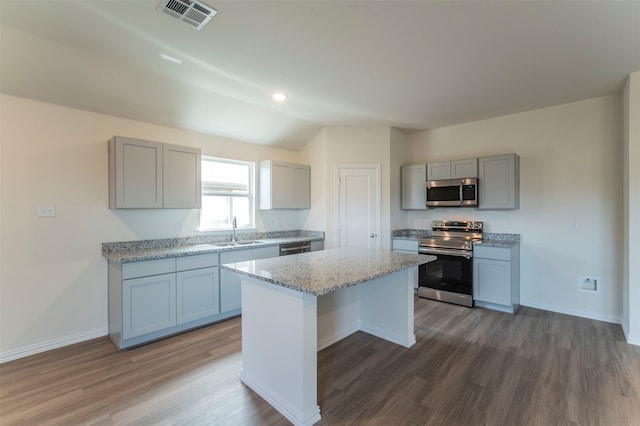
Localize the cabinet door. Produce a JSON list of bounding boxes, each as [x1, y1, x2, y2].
[[177, 267, 219, 324], [123, 273, 176, 339], [478, 154, 519, 210], [260, 160, 311, 209], [292, 165, 311, 209], [163, 144, 201, 208], [473, 259, 511, 305], [451, 158, 478, 178], [220, 246, 280, 312], [270, 162, 291, 208], [109, 136, 163, 209], [401, 165, 427, 210], [427, 161, 451, 180]]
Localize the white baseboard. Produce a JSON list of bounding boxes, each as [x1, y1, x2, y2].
[[520, 299, 622, 324], [0, 327, 108, 364], [317, 326, 358, 351], [627, 335, 640, 346]]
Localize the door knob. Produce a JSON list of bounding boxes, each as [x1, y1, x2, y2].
[[370, 233, 377, 238]]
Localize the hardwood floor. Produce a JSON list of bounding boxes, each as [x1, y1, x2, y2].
[[2, 298, 639, 425]]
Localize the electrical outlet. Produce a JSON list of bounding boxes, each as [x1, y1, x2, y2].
[[37, 203, 56, 217], [569, 220, 578, 231], [578, 275, 599, 292]]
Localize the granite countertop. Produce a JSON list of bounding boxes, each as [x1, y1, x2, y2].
[[474, 240, 520, 248], [221, 247, 435, 296], [392, 229, 520, 247], [102, 231, 324, 263], [475, 233, 520, 248], [391, 229, 432, 240]]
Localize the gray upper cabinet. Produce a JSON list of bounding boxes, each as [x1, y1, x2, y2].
[[109, 136, 163, 209], [109, 136, 201, 209], [451, 158, 478, 178], [163, 144, 202, 209], [426, 161, 451, 180], [401, 164, 427, 210], [427, 158, 478, 180], [259, 160, 310, 209], [478, 154, 519, 210]]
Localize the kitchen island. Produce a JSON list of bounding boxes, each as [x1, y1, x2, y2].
[[222, 248, 434, 426]]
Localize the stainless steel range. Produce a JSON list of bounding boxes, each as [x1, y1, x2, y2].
[[417, 220, 483, 307]]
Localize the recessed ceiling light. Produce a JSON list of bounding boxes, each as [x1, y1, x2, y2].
[[160, 53, 182, 64], [272, 92, 287, 102]]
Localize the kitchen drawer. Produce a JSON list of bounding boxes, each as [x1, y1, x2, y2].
[[122, 258, 176, 279], [474, 245, 512, 261], [176, 253, 218, 271], [392, 239, 419, 253]]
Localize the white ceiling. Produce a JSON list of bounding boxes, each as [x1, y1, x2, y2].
[[1, 1, 639, 150]]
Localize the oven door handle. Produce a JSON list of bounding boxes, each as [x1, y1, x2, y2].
[[419, 247, 472, 259]]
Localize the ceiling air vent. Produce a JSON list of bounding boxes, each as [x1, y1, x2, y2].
[[157, 0, 218, 31]]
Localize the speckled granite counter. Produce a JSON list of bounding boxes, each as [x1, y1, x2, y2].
[[102, 231, 324, 262], [392, 229, 520, 248], [391, 229, 432, 240], [475, 233, 520, 248], [221, 248, 434, 296]]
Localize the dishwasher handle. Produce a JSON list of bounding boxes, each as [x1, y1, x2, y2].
[[279, 243, 311, 255]]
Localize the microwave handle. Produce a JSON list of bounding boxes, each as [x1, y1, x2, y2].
[[459, 183, 463, 203]]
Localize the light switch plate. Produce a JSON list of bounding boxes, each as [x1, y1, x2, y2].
[[37, 203, 56, 217]]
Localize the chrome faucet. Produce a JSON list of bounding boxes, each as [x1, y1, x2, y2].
[[232, 216, 237, 243]]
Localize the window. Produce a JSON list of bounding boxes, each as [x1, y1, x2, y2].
[[200, 156, 254, 230]]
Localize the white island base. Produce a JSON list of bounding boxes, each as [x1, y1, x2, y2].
[[237, 268, 415, 426]]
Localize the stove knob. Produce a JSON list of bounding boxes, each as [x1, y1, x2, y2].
[[475, 222, 482, 229]]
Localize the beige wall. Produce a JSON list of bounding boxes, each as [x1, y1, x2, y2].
[[390, 129, 409, 234], [407, 95, 623, 323], [324, 127, 392, 250], [0, 95, 302, 358], [623, 72, 640, 344], [298, 127, 328, 233]]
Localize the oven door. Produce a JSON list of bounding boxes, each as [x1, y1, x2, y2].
[[418, 248, 474, 307]]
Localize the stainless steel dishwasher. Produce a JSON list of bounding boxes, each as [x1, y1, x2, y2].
[[279, 241, 312, 256]]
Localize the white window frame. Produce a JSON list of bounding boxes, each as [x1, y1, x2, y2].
[[199, 156, 255, 231]]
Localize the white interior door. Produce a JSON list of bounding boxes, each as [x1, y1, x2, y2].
[[337, 165, 380, 249]]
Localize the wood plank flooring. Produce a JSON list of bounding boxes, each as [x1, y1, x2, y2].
[[2, 298, 639, 425]]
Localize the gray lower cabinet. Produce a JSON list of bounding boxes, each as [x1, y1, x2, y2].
[[176, 267, 219, 324], [310, 240, 324, 251], [473, 244, 520, 313], [123, 273, 177, 339], [392, 238, 419, 289], [220, 245, 280, 312], [109, 253, 221, 349], [109, 240, 321, 349], [392, 238, 418, 253]]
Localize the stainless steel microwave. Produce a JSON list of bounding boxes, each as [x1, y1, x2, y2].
[[426, 178, 478, 207]]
